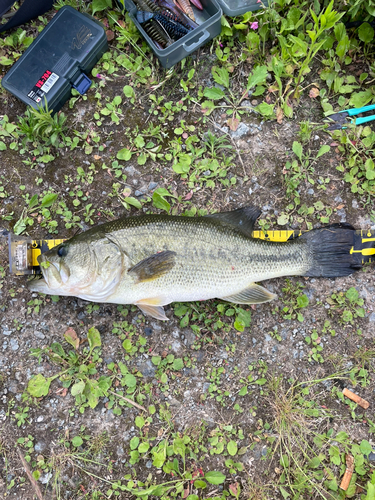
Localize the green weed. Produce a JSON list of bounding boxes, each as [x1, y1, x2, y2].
[[326, 286, 365, 324], [281, 279, 309, 322], [18, 102, 67, 147]]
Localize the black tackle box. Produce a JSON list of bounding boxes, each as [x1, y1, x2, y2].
[[118, 0, 222, 69], [2, 6, 108, 112]]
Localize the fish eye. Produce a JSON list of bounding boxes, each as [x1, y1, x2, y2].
[[57, 246, 67, 258]]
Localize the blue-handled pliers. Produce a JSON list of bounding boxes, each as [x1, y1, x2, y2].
[[326, 104, 375, 130]]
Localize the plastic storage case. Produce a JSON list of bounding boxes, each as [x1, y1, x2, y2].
[[119, 0, 222, 69], [216, 0, 268, 17], [2, 6, 108, 113]]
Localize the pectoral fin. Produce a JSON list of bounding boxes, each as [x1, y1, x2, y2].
[[128, 250, 176, 283], [221, 283, 277, 304]]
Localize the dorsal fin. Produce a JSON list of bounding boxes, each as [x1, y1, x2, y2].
[[205, 206, 261, 237]]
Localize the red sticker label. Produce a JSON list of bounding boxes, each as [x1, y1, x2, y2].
[[28, 70, 59, 103]]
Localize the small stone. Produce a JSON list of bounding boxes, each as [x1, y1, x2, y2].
[[10, 339, 19, 351], [124, 165, 139, 176], [214, 83, 225, 91], [137, 360, 156, 378], [34, 331, 45, 339], [369, 312, 375, 322], [36, 415, 44, 422], [336, 208, 346, 222], [34, 441, 46, 453], [148, 182, 158, 191], [144, 327, 153, 336], [352, 199, 359, 209], [251, 99, 258, 106], [39, 472, 53, 484], [171, 340, 181, 353], [230, 122, 250, 139], [146, 460, 152, 468], [135, 190, 144, 197]]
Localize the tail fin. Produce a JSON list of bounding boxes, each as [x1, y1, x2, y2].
[[301, 223, 362, 277]]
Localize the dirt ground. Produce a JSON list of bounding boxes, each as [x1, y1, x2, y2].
[[0, 3, 375, 500]]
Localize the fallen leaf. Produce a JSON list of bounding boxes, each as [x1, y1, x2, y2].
[[106, 30, 115, 41], [182, 132, 188, 139], [229, 483, 239, 496], [309, 87, 319, 98], [64, 327, 79, 350], [56, 387, 68, 397], [94, 155, 101, 160], [227, 117, 239, 131], [336, 203, 345, 209], [183, 488, 189, 499], [276, 106, 283, 124], [118, 20, 125, 28], [184, 191, 193, 200]]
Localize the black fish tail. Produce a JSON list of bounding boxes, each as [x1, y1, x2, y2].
[[301, 223, 362, 277]]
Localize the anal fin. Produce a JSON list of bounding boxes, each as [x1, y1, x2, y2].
[[221, 283, 277, 304]]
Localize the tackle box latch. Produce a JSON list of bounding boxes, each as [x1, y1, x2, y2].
[[72, 72, 92, 95]]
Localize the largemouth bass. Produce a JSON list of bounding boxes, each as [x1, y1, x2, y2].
[[28, 206, 361, 320]]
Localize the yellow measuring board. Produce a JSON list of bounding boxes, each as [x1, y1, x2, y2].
[[31, 238, 65, 266], [253, 229, 375, 263], [7, 228, 375, 275]]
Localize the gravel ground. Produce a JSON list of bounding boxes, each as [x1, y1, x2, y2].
[[0, 3, 375, 499]]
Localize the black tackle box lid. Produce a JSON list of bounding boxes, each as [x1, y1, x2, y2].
[[1, 6, 108, 112]]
